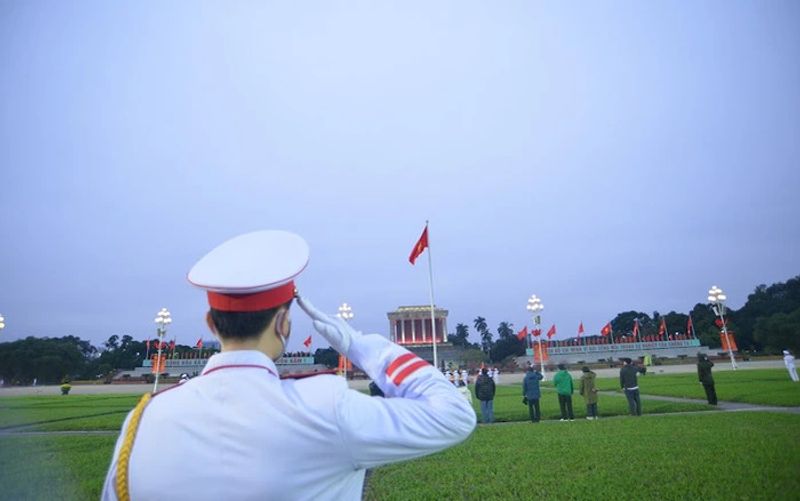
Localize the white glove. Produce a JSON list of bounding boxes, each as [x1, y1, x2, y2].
[[297, 295, 362, 355]]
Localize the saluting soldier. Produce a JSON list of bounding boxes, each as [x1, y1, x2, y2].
[[102, 230, 475, 501]]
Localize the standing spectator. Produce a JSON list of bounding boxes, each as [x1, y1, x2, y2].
[[619, 358, 646, 416], [579, 366, 599, 419], [457, 381, 472, 405], [522, 366, 544, 422], [553, 364, 574, 421], [460, 368, 469, 387], [475, 368, 496, 424], [696, 353, 717, 405], [784, 350, 798, 382]]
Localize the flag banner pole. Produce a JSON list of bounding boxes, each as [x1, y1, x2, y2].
[[425, 221, 438, 370]]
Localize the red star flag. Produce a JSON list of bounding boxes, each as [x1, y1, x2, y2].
[[658, 318, 667, 337], [601, 323, 612, 336], [633, 319, 640, 337], [546, 324, 557, 339], [577, 322, 584, 338], [195, 337, 203, 349], [516, 326, 528, 341], [687, 315, 695, 337], [408, 225, 429, 265], [303, 335, 312, 348]]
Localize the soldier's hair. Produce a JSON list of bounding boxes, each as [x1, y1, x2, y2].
[[209, 300, 293, 340]]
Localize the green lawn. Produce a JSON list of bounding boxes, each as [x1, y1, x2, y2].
[[594, 369, 800, 406], [0, 395, 139, 431], [0, 393, 795, 500], [472, 384, 714, 422], [0, 434, 117, 501], [365, 412, 800, 500]]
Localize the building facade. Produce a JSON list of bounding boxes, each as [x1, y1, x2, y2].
[[387, 305, 448, 346]]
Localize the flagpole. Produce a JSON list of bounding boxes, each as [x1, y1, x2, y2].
[[424, 221, 439, 370]]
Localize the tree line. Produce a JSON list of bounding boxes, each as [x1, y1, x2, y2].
[[447, 274, 800, 363], [1, 275, 797, 384], [0, 334, 217, 386]]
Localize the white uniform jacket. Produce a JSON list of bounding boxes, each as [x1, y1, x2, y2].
[[102, 334, 476, 501]]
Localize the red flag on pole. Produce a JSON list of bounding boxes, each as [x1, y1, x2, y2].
[[577, 322, 584, 337], [546, 324, 556, 339], [532, 328, 541, 337], [516, 326, 528, 341], [408, 225, 429, 265], [600, 323, 612, 336], [169, 340, 175, 351], [633, 319, 640, 337], [687, 316, 694, 337], [303, 335, 312, 348], [195, 337, 203, 349], [658, 318, 667, 338]]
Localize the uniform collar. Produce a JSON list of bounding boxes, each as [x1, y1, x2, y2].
[[201, 350, 278, 376]]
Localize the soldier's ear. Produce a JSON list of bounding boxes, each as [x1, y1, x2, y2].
[[205, 312, 218, 336]]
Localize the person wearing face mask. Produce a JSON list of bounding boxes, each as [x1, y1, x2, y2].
[[102, 230, 476, 501]]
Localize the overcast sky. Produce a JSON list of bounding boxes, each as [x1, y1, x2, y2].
[[1, 1, 798, 351]]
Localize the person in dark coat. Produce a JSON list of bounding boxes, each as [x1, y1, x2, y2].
[[474, 368, 496, 423], [697, 353, 717, 405], [619, 358, 646, 416], [522, 366, 544, 422], [579, 366, 599, 420]]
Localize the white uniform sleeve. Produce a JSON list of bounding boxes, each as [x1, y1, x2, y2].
[[336, 334, 476, 469]]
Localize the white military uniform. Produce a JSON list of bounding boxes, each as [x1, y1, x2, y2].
[[102, 334, 475, 501], [460, 369, 469, 386], [784, 351, 798, 382]]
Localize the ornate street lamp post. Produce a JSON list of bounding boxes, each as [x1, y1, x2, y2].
[[337, 303, 354, 380], [526, 295, 546, 381], [153, 308, 172, 392], [708, 286, 737, 370]]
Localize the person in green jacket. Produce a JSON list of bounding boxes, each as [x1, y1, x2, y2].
[[553, 364, 574, 421], [697, 353, 717, 405], [579, 366, 599, 419]]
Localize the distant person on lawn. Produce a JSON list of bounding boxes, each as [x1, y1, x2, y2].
[[553, 364, 574, 421], [475, 368, 496, 424], [619, 358, 646, 416], [579, 366, 599, 419], [696, 353, 717, 405], [522, 366, 544, 422], [783, 350, 798, 382]]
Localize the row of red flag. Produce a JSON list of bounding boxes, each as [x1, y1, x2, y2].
[[516, 317, 697, 341], [146, 337, 204, 354]]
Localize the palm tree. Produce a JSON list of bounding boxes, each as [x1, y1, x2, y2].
[[448, 323, 471, 348], [474, 316, 493, 354], [497, 322, 514, 339]]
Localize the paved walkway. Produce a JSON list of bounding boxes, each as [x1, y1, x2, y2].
[[595, 389, 800, 414]]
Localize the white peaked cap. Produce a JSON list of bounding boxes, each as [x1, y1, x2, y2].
[[188, 230, 310, 312]]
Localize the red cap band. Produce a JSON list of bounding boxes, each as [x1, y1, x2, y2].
[[207, 281, 295, 312]]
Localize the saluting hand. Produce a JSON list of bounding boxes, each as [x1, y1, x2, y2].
[[296, 295, 363, 355]]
